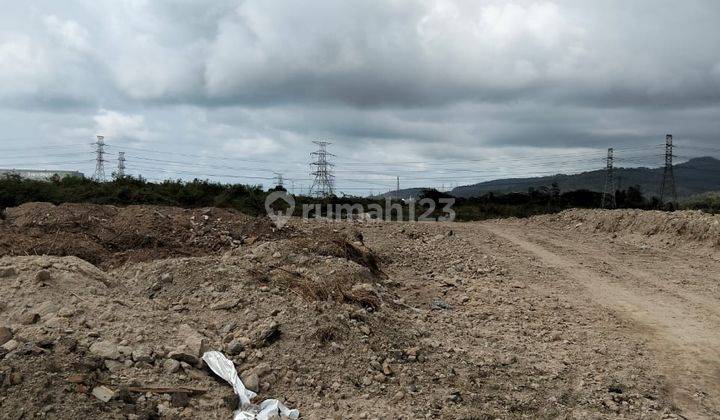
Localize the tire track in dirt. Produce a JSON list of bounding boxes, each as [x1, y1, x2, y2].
[[482, 223, 720, 419], [519, 228, 720, 323]]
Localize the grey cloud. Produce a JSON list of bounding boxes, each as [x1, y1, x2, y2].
[[1, 0, 720, 191]]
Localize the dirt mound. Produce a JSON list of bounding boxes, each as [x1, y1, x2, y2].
[[0, 202, 292, 268], [0, 248, 417, 418], [216, 225, 388, 311], [525, 209, 720, 247]]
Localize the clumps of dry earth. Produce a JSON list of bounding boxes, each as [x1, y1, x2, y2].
[[0, 202, 288, 268], [0, 203, 701, 418]]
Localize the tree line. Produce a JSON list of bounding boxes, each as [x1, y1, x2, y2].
[[0, 175, 717, 220]]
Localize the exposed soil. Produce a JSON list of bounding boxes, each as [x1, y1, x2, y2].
[[1, 204, 719, 419], [0, 203, 291, 269]]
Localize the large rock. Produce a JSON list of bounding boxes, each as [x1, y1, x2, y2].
[[0, 326, 13, 346], [18, 313, 40, 325], [241, 372, 260, 393], [227, 339, 246, 356], [178, 324, 208, 357], [164, 358, 182, 374], [92, 386, 116, 402], [132, 347, 154, 363], [34, 270, 52, 283], [2, 339, 21, 352], [168, 349, 199, 366], [210, 298, 240, 310], [252, 320, 281, 347], [90, 340, 121, 360]]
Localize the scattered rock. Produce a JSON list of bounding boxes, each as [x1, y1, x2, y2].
[[211, 298, 241, 310], [241, 372, 260, 393], [132, 347, 154, 363], [430, 300, 453, 310], [228, 339, 245, 356], [67, 374, 86, 384], [89, 340, 121, 360], [171, 392, 190, 408], [168, 349, 199, 366], [2, 339, 21, 352], [0, 326, 13, 346], [118, 345, 133, 358], [92, 386, 116, 403], [405, 346, 420, 361], [57, 306, 76, 318], [382, 359, 393, 376], [500, 355, 517, 366], [449, 390, 462, 403], [178, 324, 208, 357], [8, 372, 23, 386], [252, 320, 281, 347], [164, 358, 182, 374], [19, 312, 40, 325], [34, 270, 52, 283], [104, 360, 124, 373]]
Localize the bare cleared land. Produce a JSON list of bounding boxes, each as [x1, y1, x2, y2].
[[1, 203, 719, 419]]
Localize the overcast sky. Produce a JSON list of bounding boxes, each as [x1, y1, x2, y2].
[[1, 0, 719, 193]]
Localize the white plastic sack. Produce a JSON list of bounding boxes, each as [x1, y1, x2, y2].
[[202, 351, 299, 420]]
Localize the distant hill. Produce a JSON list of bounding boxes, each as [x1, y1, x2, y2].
[[380, 188, 426, 200], [453, 156, 720, 199], [383, 157, 720, 200]]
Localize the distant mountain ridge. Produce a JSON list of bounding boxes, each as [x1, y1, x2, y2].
[[384, 157, 720, 200]]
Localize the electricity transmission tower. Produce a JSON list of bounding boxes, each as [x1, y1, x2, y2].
[[309, 141, 335, 197], [601, 148, 616, 209], [273, 172, 284, 189], [659, 134, 678, 207], [93, 135, 106, 181], [116, 152, 126, 178]]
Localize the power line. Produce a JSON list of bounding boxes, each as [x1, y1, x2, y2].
[[0, 143, 90, 152], [0, 160, 95, 167], [103, 142, 661, 168], [0, 152, 92, 160]]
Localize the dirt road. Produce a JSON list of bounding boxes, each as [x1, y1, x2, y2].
[[480, 220, 720, 419]]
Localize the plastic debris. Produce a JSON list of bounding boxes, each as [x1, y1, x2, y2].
[[202, 351, 299, 420]]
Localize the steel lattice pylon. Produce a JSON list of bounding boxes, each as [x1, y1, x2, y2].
[[309, 141, 335, 197], [601, 147, 616, 209], [93, 135, 106, 181], [116, 151, 126, 178], [659, 134, 678, 208]]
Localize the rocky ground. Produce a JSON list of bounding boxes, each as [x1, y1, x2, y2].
[[1, 204, 719, 419]]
